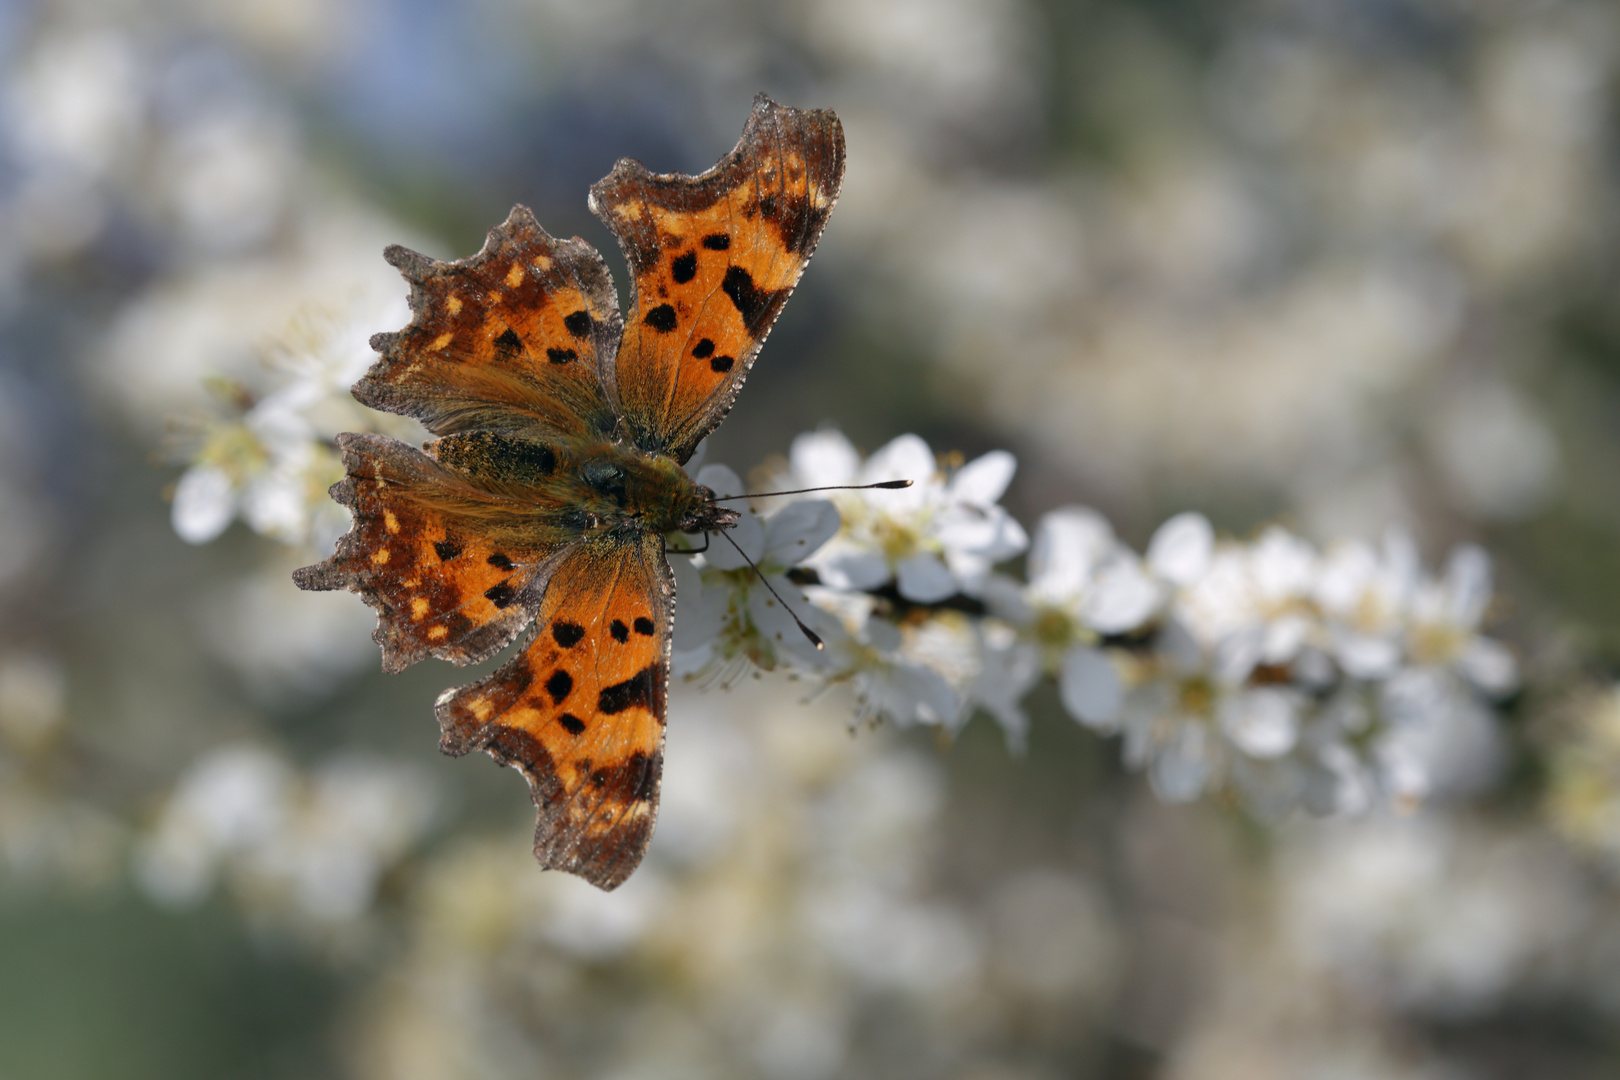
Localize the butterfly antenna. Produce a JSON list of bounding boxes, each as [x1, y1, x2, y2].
[[710, 479, 912, 503], [717, 530, 824, 651]]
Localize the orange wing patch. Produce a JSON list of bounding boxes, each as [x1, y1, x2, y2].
[[437, 533, 672, 890], [589, 93, 845, 462], [356, 206, 623, 440], [293, 433, 560, 673]]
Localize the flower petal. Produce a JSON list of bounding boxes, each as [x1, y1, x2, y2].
[[172, 465, 236, 544], [682, 438, 709, 477], [1250, 526, 1316, 601], [748, 575, 828, 670], [243, 467, 307, 541], [949, 449, 1016, 505], [1083, 557, 1160, 634], [937, 506, 1028, 562], [671, 558, 726, 651], [861, 434, 936, 510], [763, 499, 841, 567], [694, 463, 745, 500], [790, 429, 859, 488], [703, 511, 766, 569], [1146, 512, 1213, 587], [896, 552, 956, 603], [1027, 507, 1113, 600], [970, 634, 1039, 753], [1458, 637, 1517, 696], [1443, 544, 1492, 629], [1059, 646, 1122, 729], [1219, 687, 1298, 759], [1149, 724, 1215, 803], [1333, 631, 1401, 679], [816, 547, 893, 591]]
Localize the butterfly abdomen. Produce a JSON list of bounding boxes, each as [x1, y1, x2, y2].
[[433, 431, 559, 485]]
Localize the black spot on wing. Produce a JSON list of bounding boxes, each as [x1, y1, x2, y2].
[[720, 265, 781, 328], [552, 621, 585, 648], [487, 553, 513, 571], [644, 304, 678, 333], [702, 233, 731, 250], [710, 355, 734, 373], [493, 328, 523, 357], [558, 713, 586, 736], [610, 619, 630, 643], [546, 347, 577, 364], [692, 338, 714, 359], [671, 251, 696, 284], [545, 669, 573, 705], [634, 617, 655, 636], [598, 664, 658, 715], [563, 311, 593, 338], [434, 539, 463, 562], [484, 582, 516, 609]]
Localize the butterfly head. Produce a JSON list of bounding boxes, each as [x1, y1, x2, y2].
[[676, 488, 740, 535]]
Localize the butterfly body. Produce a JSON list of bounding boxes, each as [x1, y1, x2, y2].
[[429, 430, 735, 541], [295, 95, 843, 889]]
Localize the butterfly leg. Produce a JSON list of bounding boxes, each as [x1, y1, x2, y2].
[[664, 532, 711, 556]]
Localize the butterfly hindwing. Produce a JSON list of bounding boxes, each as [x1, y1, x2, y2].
[[356, 206, 623, 439], [293, 433, 561, 673], [436, 533, 671, 890], [589, 93, 845, 462]]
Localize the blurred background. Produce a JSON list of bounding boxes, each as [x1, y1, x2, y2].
[[3, 0, 1620, 1077]]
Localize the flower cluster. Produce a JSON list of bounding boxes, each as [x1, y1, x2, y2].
[[1542, 685, 1620, 871], [133, 743, 435, 935], [677, 431, 1519, 814], [168, 289, 416, 551]]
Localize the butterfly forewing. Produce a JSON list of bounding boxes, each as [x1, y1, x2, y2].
[[589, 93, 845, 462], [437, 533, 671, 890], [357, 206, 623, 439], [293, 433, 564, 673]]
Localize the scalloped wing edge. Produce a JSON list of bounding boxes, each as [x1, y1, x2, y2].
[[291, 432, 565, 674], [353, 205, 625, 430], [585, 92, 845, 463]]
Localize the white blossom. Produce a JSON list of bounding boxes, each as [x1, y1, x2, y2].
[[1314, 530, 1420, 680], [992, 507, 1156, 734], [784, 430, 1027, 602], [135, 744, 434, 926], [1406, 545, 1518, 696], [672, 464, 844, 682], [169, 288, 413, 550]]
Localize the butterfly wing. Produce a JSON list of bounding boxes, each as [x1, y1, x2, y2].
[[357, 205, 623, 439], [293, 433, 566, 673], [437, 531, 671, 890], [589, 93, 845, 463]]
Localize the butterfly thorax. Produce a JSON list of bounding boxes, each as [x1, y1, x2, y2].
[[431, 430, 737, 539]]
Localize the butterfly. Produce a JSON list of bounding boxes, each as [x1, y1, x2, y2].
[[294, 95, 844, 889]]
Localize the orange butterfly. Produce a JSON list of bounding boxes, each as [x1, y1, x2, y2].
[[294, 95, 844, 889]]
